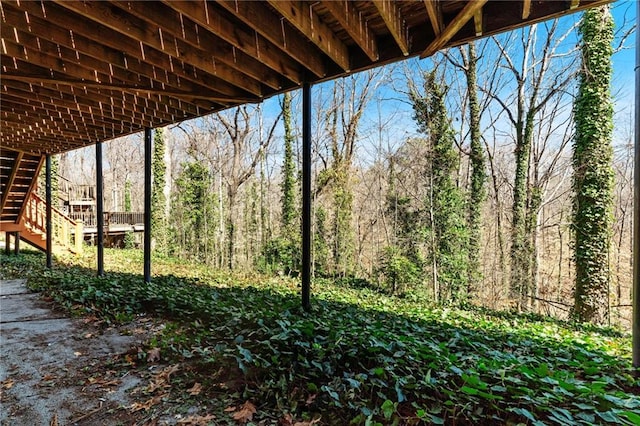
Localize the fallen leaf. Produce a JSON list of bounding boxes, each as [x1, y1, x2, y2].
[[187, 382, 202, 396], [2, 379, 15, 389], [130, 394, 166, 412], [84, 333, 93, 339], [147, 347, 161, 363], [42, 374, 57, 381], [50, 413, 59, 426], [224, 406, 236, 412], [73, 351, 82, 357], [232, 401, 256, 424], [82, 315, 99, 323], [279, 413, 294, 425], [177, 414, 216, 425], [147, 364, 180, 393], [305, 393, 317, 405]]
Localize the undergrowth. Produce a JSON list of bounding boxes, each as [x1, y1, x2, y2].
[[1, 249, 638, 425]]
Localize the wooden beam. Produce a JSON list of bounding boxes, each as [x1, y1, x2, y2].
[[1, 99, 140, 133], [0, 132, 82, 149], [1, 24, 229, 110], [522, 0, 532, 19], [2, 80, 181, 126], [1, 96, 146, 132], [0, 91, 163, 130], [0, 152, 24, 212], [51, 1, 265, 95], [424, 0, 443, 36], [155, 0, 303, 85], [371, 0, 410, 56], [571, 0, 580, 10], [111, 0, 289, 89], [474, 9, 483, 37], [1, 68, 197, 123], [0, 136, 84, 154], [421, 0, 488, 58], [1, 113, 120, 141], [267, 0, 351, 71], [215, 0, 326, 78], [1, 73, 258, 104], [2, 2, 251, 100], [321, 1, 378, 61]]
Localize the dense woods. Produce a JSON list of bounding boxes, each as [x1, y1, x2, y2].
[[54, 6, 635, 328]]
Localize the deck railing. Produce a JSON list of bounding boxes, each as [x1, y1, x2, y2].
[[69, 211, 144, 228], [24, 191, 83, 253]]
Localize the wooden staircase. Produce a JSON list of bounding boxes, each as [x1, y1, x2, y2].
[[1, 149, 82, 254]]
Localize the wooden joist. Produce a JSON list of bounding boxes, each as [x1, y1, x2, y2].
[[421, 0, 488, 58], [372, 0, 410, 56], [424, 0, 443, 36], [268, 0, 351, 71], [322, 1, 379, 61]]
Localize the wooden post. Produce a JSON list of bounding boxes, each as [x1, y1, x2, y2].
[[46, 154, 53, 268], [302, 82, 312, 311], [96, 142, 104, 276], [144, 127, 152, 283], [13, 231, 20, 255], [5, 232, 11, 255], [75, 221, 83, 254]]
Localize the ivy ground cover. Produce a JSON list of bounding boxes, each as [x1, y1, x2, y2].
[[1, 249, 638, 425]]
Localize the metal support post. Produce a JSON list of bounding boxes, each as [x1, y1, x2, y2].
[[46, 154, 52, 268], [144, 127, 152, 283], [302, 82, 312, 311], [96, 142, 104, 276]]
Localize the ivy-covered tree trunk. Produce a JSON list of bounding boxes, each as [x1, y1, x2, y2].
[[152, 128, 167, 254], [412, 70, 470, 304], [332, 164, 354, 277], [464, 42, 486, 294], [571, 5, 614, 325], [510, 107, 536, 310], [281, 92, 297, 237]]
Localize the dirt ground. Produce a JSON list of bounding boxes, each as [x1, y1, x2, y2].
[[0, 279, 202, 426]]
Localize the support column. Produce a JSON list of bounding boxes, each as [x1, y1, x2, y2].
[[301, 82, 312, 311], [13, 231, 19, 255], [96, 142, 104, 276], [632, 0, 639, 371], [144, 127, 152, 283], [46, 154, 52, 268], [5, 232, 10, 256]]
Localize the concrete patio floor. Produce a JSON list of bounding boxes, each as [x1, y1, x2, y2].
[[0, 279, 144, 425]]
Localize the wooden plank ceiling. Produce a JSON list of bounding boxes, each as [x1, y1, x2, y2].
[[1, 0, 612, 155]]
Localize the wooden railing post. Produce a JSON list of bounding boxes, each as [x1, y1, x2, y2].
[[62, 219, 69, 249], [75, 221, 83, 254]]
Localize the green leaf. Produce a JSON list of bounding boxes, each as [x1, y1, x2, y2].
[[428, 414, 445, 424], [621, 411, 640, 426], [460, 386, 478, 395], [511, 407, 537, 423], [381, 400, 395, 420]]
